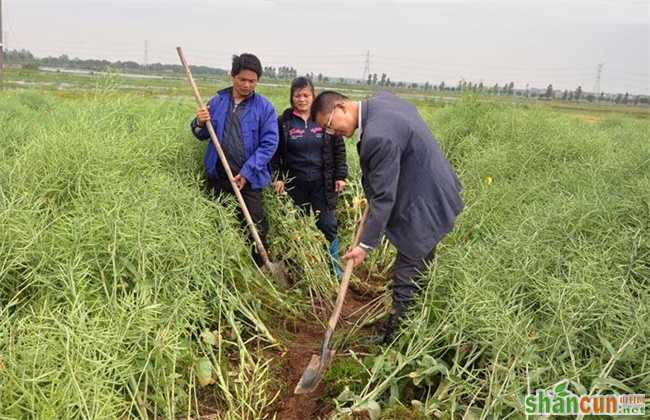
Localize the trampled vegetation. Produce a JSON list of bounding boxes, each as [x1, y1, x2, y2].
[[1, 82, 648, 418]]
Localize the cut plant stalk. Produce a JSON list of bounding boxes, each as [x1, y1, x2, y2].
[[294, 206, 369, 394], [176, 47, 288, 288]]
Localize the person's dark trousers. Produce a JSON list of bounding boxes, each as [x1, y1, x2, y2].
[[286, 179, 337, 242], [383, 247, 436, 342], [207, 176, 269, 268]]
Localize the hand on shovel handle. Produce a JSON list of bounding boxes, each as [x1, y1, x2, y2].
[[196, 106, 210, 127], [343, 246, 367, 267], [233, 174, 247, 190]]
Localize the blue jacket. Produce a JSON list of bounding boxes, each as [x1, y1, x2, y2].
[[191, 88, 279, 190]]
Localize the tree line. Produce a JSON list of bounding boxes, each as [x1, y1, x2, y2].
[[4, 49, 647, 105], [4, 49, 227, 77], [363, 72, 647, 104]]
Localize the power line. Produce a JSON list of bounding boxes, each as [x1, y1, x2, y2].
[[144, 40, 149, 73], [593, 63, 604, 96], [362, 50, 370, 82]]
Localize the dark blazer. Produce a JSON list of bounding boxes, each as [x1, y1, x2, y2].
[[272, 108, 348, 210], [358, 91, 463, 258]]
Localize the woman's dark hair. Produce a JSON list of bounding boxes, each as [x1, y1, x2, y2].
[[231, 53, 263, 78], [289, 77, 315, 108]]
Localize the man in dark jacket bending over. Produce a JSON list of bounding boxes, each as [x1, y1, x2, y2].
[[311, 90, 464, 342], [191, 53, 278, 267]]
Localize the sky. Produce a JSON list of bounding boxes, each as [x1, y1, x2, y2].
[[3, 0, 649, 94]]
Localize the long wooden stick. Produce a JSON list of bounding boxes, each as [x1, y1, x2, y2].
[[321, 207, 369, 353], [176, 47, 271, 266]]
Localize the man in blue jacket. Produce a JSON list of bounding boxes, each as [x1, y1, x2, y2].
[[191, 53, 278, 267], [311, 90, 464, 342]]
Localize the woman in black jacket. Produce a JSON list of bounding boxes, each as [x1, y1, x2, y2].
[[272, 77, 348, 277]]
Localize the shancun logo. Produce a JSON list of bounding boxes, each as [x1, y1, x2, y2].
[[525, 380, 645, 416]]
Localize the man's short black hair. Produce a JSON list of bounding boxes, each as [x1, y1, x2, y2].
[[310, 90, 348, 120], [231, 53, 263, 78]]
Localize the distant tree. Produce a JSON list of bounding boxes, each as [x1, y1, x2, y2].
[[493, 83, 500, 95], [508, 82, 515, 94], [372, 73, 378, 85], [634, 95, 640, 105], [478, 82, 484, 91], [5, 49, 36, 64], [599, 92, 605, 102], [386, 77, 391, 87], [367, 74, 372, 85], [122, 61, 139, 70], [575, 86, 582, 101], [568, 91, 574, 101], [545, 84, 553, 98], [380, 73, 387, 86], [439, 81, 445, 91], [586, 93, 595, 102], [623, 93, 629, 104]]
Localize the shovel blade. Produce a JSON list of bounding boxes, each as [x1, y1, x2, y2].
[[294, 355, 322, 394], [293, 350, 336, 395]]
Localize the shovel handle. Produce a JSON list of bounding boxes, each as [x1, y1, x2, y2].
[[176, 47, 271, 267], [323, 207, 369, 345]]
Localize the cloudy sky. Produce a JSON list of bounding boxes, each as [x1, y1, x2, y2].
[[4, 0, 649, 94]]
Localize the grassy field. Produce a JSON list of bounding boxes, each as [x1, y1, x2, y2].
[[1, 69, 649, 419]]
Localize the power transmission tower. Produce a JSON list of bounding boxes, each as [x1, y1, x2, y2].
[[144, 40, 149, 73], [593, 63, 604, 97], [0, 0, 4, 88], [362, 50, 370, 82]]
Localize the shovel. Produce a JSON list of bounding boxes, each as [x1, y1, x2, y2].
[[294, 207, 369, 394], [176, 47, 288, 288]]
